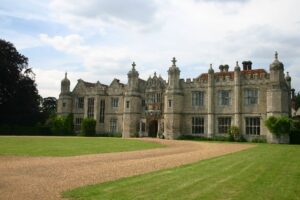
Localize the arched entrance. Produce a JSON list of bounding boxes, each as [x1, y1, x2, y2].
[[148, 120, 158, 137]]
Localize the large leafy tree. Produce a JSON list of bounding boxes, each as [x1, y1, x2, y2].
[[0, 39, 41, 125], [41, 97, 57, 115]]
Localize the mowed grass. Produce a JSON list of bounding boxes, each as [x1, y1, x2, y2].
[[0, 136, 163, 157], [63, 144, 300, 200]]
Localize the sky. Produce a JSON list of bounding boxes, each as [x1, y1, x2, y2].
[[1, 0, 300, 98]]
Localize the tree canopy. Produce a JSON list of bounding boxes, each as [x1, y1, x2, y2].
[[0, 39, 41, 125]]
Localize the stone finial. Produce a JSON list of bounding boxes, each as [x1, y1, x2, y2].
[[154, 72, 157, 77], [208, 63, 214, 74], [132, 62, 136, 69], [275, 51, 278, 60], [234, 61, 241, 71], [172, 57, 177, 66], [286, 71, 291, 82], [65, 72, 67, 78]]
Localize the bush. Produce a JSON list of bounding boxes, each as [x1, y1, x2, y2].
[[48, 114, 74, 135], [81, 118, 96, 136], [265, 116, 291, 136]]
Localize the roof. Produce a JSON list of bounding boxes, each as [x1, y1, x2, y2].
[[197, 69, 268, 80]]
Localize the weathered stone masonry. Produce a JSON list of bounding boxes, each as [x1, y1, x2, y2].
[[57, 52, 292, 143]]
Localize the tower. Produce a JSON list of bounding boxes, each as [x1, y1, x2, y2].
[[122, 62, 142, 138], [57, 72, 72, 115], [266, 52, 290, 143], [163, 57, 183, 139]]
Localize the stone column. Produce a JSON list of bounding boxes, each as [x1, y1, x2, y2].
[[207, 64, 214, 137], [234, 62, 241, 129]]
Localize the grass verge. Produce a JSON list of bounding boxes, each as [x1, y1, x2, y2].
[[63, 144, 300, 200], [0, 136, 164, 156]]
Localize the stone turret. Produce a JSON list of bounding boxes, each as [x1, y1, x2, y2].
[[266, 52, 290, 143], [122, 62, 142, 138], [127, 62, 139, 92], [164, 57, 183, 139], [57, 72, 72, 115], [207, 64, 215, 137], [167, 57, 181, 90], [269, 51, 285, 82], [61, 72, 70, 94]]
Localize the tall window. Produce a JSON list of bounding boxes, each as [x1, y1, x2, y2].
[[244, 89, 258, 105], [192, 91, 204, 106], [126, 101, 130, 108], [87, 98, 94, 118], [218, 117, 231, 134], [148, 93, 162, 103], [75, 118, 83, 129], [246, 117, 260, 135], [168, 100, 172, 108], [76, 97, 84, 109], [192, 117, 204, 134], [75, 118, 82, 126], [110, 118, 117, 133], [218, 90, 231, 106], [111, 97, 119, 108], [99, 99, 105, 123]]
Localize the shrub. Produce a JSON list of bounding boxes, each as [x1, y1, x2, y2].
[[48, 114, 74, 135], [265, 116, 291, 136], [228, 126, 239, 141], [81, 118, 96, 136]]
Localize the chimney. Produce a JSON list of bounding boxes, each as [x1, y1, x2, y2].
[[224, 64, 229, 72], [219, 65, 224, 72], [242, 61, 252, 70]]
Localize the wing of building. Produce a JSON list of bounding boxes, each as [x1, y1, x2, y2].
[[57, 52, 292, 143]]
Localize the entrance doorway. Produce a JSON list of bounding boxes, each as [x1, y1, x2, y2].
[[148, 120, 158, 137]]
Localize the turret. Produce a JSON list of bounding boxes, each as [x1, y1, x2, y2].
[[164, 57, 183, 139], [269, 51, 285, 82], [122, 62, 142, 138], [61, 72, 70, 94], [167, 57, 181, 90], [57, 72, 72, 115], [266, 52, 290, 143], [127, 62, 139, 92]]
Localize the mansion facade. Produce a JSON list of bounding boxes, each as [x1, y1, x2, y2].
[[57, 52, 292, 143]]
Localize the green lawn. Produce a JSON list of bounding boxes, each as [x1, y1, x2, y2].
[[63, 144, 300, 200], [0, 136, 163, 157]]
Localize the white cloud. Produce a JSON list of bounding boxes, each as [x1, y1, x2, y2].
[[29, 0, 300, 96]]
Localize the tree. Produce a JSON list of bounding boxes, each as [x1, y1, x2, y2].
[[295, 92, 300, 110], [41, 97, 57, 114], [0, 39, 41, 125]]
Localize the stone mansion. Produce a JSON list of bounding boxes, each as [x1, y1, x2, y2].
[[57, 52, 292, 143]]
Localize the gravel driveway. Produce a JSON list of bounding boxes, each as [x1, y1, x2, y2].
[[0, 138, 253, 200]]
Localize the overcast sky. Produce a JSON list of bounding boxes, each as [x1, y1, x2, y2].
[[1, 0, 300, 97]]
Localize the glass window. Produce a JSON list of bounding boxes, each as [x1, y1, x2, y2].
[[76, 97, 84, 109], [246, 117, 260, 135], [192, 91, 204, 106], [168, 100, 172, 108], [218, 117, 231, 134], [111, 97, 119, 108], [99, 99, 105, 123], [244, 89, 258, 105], [110, 118, 117, 133], [218, 90, 231, 106], [192, 117, 204, 134], [87, 98, 94, 118]]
